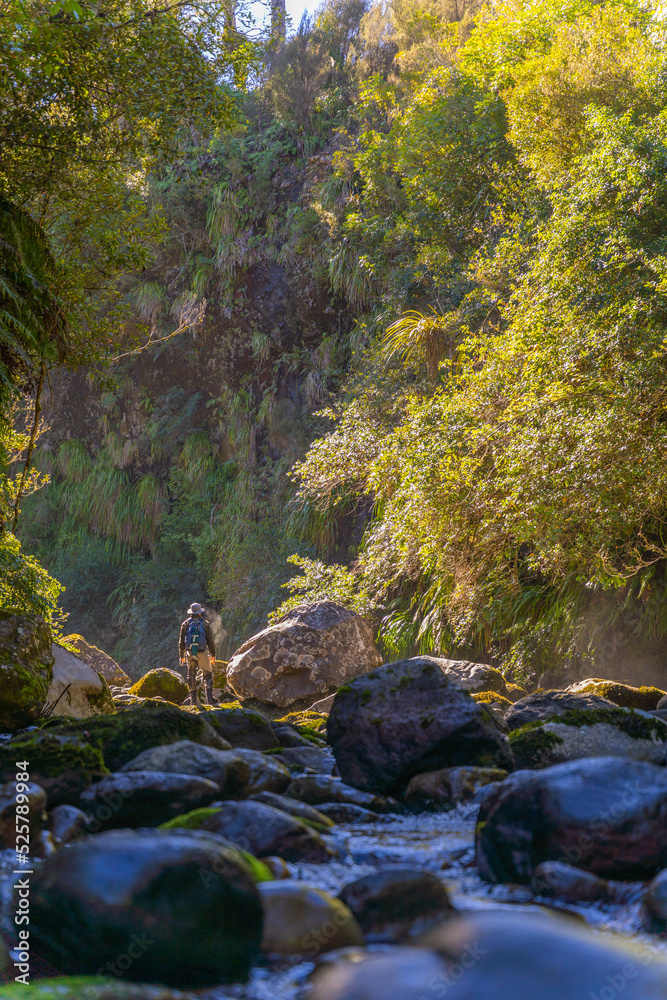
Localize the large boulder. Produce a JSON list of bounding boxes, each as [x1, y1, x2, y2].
[[508, 705, 667, 769], [46, 702, 227, 770], [129, 668, 188, 705], [29, 828, 263, 987], [643, 868, 667, 934], [0, 611, 54, 731], [231, 748, 291, 796], [565, 678, 666, 711], [80, 771, 220, 829], [226, 600, 382, 708], [259, 881, 363, 956], [46, 644, 115, 718], [120, 741, 246, 797], [437, 660, 508, 696], [476, 756, 667, 883], [62, 634, 130, 687], [0, 731, 107, 807], [311, 909, 667, 1000], [327, 657, 512, 795], [200, 799, 332, 862], [403, 765, 507, 811], [504, 689, 618, 731]]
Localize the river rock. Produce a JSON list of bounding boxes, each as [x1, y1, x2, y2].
[[643, 868, 667, 933], [129, 668, 188, 705], [286, 775, 395, 813], [476, 756, 667, 883], [508, 706, 667, 769], [565, 678, 665, 711], [316, 803, 380, 823], [46, 644, 115, 718], [47, 804, 89, 846], [29, 828, 263, 986], [201, 799, 332, 862], [259, 880, 364, 956], [0, 732, 107, 807], [226, 600, 382, 708], [200, 707, 279, 750], [311, 909, 667, 1000], [403, 766, 507, 811], [232, 748, 291, 795], [338, 868, 454, 942], [0, 780, 46, 849], [0, 980, 200, 999], [272, 723, 312, 747], [532, 860, 612, 903], [504, 690, 618, 731], [120, 741, 247, 797], [309, 947, 450, 1000], [62, 634, 130, 687], [0, 611, 54, 731], [278, 746, 334, 774], [251, 791, 335, 828], [327, 657, 512, 795], [46, 702, 227, 770], [80, 771, 219, 829]]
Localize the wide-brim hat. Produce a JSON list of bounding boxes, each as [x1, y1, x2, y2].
[[188, 603, 205, 615]]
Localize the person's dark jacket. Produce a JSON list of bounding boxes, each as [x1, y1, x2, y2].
[[179, 616, 216, 658]]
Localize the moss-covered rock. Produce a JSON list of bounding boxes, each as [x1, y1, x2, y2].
[[566, 678, 666, 711], [276, 710, 328, 742], [46, 702, 225, 770], [472, 692, 512, 710], [62, 634, 131, 687], [0, 611, 53, 731], [129, 668, 189, 704], [0, 979, 201, 1000], [509, 707, 667, 769], [0, 732, 107, 806], [200, 706, 279, 750]]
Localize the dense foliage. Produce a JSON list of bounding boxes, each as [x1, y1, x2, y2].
[[9, 0, 667, 680]]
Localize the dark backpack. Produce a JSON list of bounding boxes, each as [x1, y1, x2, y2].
[[185, 617, 207, 654]]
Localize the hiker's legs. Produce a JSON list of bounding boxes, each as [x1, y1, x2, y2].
[[198, 651, 213, 705], [186, 653, 200, 705]]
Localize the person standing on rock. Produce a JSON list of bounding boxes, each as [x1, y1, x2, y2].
[[179, 603, 216, 706]]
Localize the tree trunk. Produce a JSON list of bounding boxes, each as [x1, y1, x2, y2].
[[11, 357, 46, 534], [271, 0, 286, 42]]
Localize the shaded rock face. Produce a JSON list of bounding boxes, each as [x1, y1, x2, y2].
[[0, 611, 54, 731], [259, 881, 363, 956], [310, 909, 667, 1000], [47, 645, 115, 718], [532, 861, 611, 904], [0, 781, 46, 849], [338, 868, 454, 943], [120, 741, 248, 797], [62, 634, 131, 687], [47, 703, 226, 771], [504, 689, 619, 731], [509, 707, 667, 769], [79, 771, 220, 829], [476, 756, 667, 883], [30, 828, 263, 987], [437, 660, 507, 696], [199, 707, 279, 750], [403, 766, 507, 811], [0, 732, 107, 807], [47, 804, 89, 846], [201, 800, 332, 862], [251, 791, 335, 828], [226, 601, 382, 708], [327, 658, 513, 795], [129, 669, 188, 705], [231, 748, 291, 796]]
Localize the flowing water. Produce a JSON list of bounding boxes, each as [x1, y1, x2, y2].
[[202, 803, 667, 1000]]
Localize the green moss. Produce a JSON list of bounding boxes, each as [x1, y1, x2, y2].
[[572, 681, 665, 712], [129, 667, 188, 704], [361, 688, 372, 705], [47, 702, 220, 770], [555, 706, 665, 741], [0, 978, 163, 1000], [420, 712, 435, 728], [0, 731, 107, 782], [473, 692, 512, 710], [337, 683, 352, 694], [160, 806, 222, 830], [508, 723, 565, 768]]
